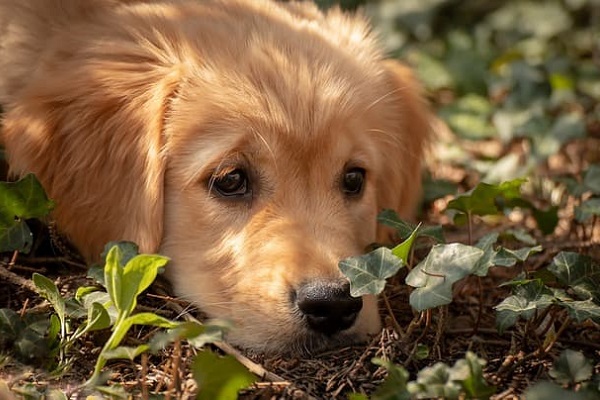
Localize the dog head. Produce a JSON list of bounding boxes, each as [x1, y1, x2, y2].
[[1, 0, 429, 353]]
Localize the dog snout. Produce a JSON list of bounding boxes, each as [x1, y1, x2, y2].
[[295, 281, 363, 335]]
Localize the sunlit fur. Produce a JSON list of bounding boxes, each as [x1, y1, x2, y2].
[[0, 0, 430, 354]]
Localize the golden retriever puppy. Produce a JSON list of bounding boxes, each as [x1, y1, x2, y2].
[[0, 0, 430, 354]]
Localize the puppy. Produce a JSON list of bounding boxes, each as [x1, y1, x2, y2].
[[0, 0, 430, 354]]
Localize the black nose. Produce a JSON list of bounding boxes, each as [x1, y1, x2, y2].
[[296, 280, 363, 335]]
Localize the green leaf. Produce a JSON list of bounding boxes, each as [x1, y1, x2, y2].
[[549, 349, 593, 385], [391, 223, 420, 262], [453, 352, 496, 398], [438, 94, 496, 140], [531, 205, 560, 235], [95, 384, 129, 399], [561, 299, 600, 324], [103, 244, 168, 316], [494, 280, 556, 333], [471, 232, 500, 276], [550, 112, 586, 142], [120, 254, 169, 315], [494, 245, 543, 267], [0, 174, 54, 253], [0, 221, 33, 253], [86, 302, 111, 332], [104, 246, 125, 314], [574, 198, 600, 223], [503, 229, 536, 246], [32, 273, 66, 336], [371, 358, 411, 400], [523, 381, 586, 400], [422, 178, 457, 204], [102, 344, 150, 361], [149, 321, 227, 352], [101, 241, 140, 266], [192, 350, 256, 400], [407, 362, 461, 400], [109, 313, 179, 352], [0, 308, 23, 345], [15, 325, 52, 362], [377, 209, 445, 243], [547, 252, 600, 301], [583, 165, 600, 194], [406, 244, 484, 311], [339, 247, 404, 297], [46, 389, 68, 400], [446, 179, 526, 219]]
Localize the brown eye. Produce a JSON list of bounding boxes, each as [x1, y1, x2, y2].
[[342, 167, 365, 196], [211, 168, 250, 198]]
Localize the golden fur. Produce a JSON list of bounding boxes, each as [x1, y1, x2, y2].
[[0, 0, 430, 353]]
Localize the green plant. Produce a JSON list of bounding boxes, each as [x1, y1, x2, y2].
[[0, 174, 54, 253]]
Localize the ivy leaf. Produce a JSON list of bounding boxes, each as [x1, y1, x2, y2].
[[547, 252, 600, 301], [192, 350, 256, 400], [549, 350, 593, 385], [583, 164, 600, 194], [406, 244, 484, 311], [438, 94, 496, 140], [453, 352, 496, 399], [494, 280, 556, 333], [472, 233, 499, 276], [377, 209, 445, 243], [0, 309, 24, 346], [446, 179, 526, 221], [339, 247, 404, 297], [574, 198, 600, 223], [0, 174, 54, 252], [371, 358, 411, 400], [0, 174, 54, 221], [560, 299, 600, 324], [101, 241, 140, 266], [524, 381, 586, 400], [407, 362, 461, 399], [494, 245, 543, 267]]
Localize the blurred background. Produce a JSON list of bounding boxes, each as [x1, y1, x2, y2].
[[315, 0, 600, 192]]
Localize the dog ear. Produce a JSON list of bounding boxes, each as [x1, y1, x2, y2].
[[1, 36, 183, 260], [377, 60, 431, 221]]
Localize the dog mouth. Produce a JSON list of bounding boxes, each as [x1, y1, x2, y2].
[[232, 280, 376, 356]]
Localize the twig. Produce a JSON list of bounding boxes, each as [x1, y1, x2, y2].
[[382, 291, 405, 336], [162, 296, 287, 383], [9, 251, 18, 268], [541, 317, 571, 355], [0, 264, 37, 292], [170, 340, 181, 396], [15, 255, 87, 269], [472, 276, 483, 335], [141, 353, 149, 400]]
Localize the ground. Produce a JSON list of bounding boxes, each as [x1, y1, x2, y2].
[[1, 0, 600, 399]]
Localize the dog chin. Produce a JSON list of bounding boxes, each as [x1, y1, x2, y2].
[[225, 300, 382, 356], [228, 328, 376, 357]]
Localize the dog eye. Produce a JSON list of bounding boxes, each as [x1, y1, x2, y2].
[[342, 167, 365, 196], [211, 169, 250, 198]]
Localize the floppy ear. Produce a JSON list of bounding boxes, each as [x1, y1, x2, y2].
[[1, 33, 183, 260], [377, 60, 431, 221]]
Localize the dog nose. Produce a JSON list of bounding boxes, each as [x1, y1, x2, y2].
[[296, 281, 363, 335]]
